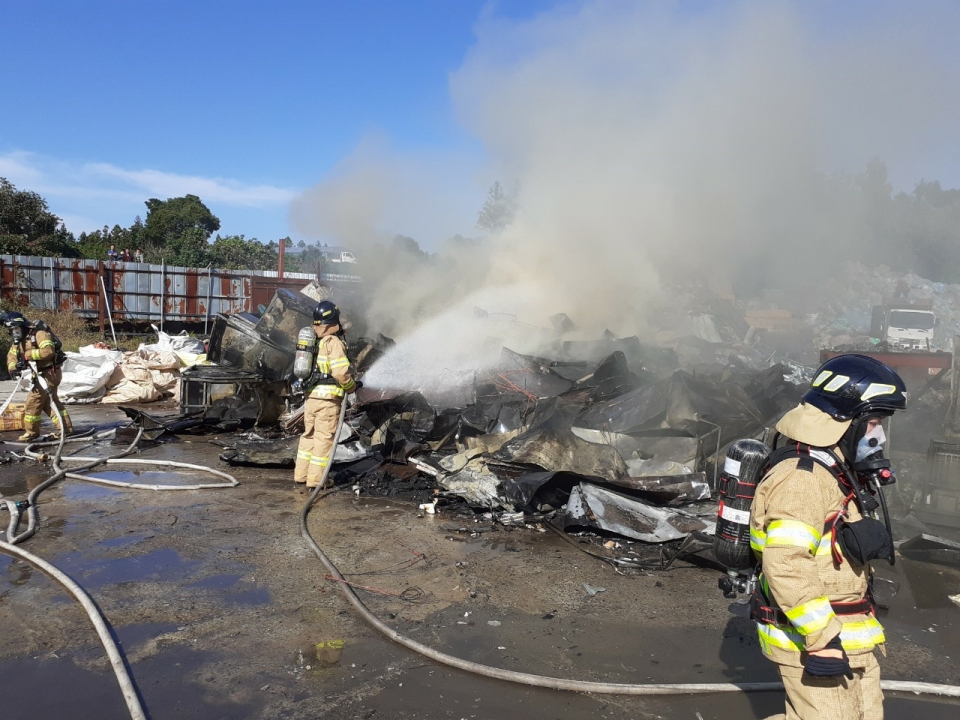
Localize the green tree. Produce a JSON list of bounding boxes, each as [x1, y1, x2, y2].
[[0, 177, 78, 256], [209, 234, 278, 270], [141, 194, 220, 265], [476, 181, 519, 232]]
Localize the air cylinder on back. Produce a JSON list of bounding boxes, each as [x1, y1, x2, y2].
[[293, 326, 317, 380], [713, 439, 770, 572]]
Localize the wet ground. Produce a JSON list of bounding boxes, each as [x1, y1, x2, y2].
[[1, 397, 959, 719]]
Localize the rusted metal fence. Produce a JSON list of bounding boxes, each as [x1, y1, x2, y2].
[[0, 254, 361, 331]]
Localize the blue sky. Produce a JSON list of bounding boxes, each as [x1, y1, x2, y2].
[[0, 1, 553, 242], [2, 1, 959, 249]]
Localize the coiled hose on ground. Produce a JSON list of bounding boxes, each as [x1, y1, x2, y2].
[[0, 368, 239, 720], [300, 400, 960, 699]]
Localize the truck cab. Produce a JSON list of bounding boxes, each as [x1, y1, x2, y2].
[[871, 300, 937, 350], [322, 248, 356, 264]]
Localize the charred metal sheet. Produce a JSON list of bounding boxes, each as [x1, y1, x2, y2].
[[606, 474, 711, 505], [437, 457, 505, 509], [492, 414, 627, 481], [481, 348, 575, 401], [562, 483, 714, 543], [899, 533, 960, 568], [255, 289, 317, 347], [205, 314, 293, 381]]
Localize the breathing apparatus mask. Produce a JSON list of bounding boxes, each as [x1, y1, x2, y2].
[[833, 413, 898, 566], [847, 414, 896, 487]]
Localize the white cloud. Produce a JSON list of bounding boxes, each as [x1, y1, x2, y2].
[[86, 163, 298, 207], [0, 150, 299, 235]]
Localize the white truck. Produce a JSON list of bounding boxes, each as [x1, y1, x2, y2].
[[322, 248, 356, 264], [870, 300, 937, 350]]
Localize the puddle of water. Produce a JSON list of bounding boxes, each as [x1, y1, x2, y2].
[[0, 645, 260, 719], [51, 547, 200, 589], [99, 533, 150, 548], [60, 482, 122, 500], [83, 469, 208, 485], [188, 573, 243, 591], [186, 572, 271, 606]]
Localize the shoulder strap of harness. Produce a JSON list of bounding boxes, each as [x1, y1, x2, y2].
[[764, 441, 857, 567]]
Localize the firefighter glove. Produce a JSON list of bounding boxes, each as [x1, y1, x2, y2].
[[15, 358, 27, 372], [804, 636, 853, 680]]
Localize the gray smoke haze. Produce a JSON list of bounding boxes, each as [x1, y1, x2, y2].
[[291, 1, 960, 389]]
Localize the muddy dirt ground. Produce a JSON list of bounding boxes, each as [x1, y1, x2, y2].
[[1, 400, 959, 720]]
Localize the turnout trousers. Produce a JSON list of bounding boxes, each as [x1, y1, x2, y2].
[[294, 396, 342, 488], [22, 367, 71, 438], [765, 652, 883, 720]]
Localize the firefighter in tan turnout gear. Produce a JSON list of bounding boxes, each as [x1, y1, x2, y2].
[[3, 311, 72, 441], [294, 301, 358, 489], [751, 354, 906, 720]]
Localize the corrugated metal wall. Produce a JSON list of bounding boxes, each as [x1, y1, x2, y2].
[[0, 254, 360, 327]]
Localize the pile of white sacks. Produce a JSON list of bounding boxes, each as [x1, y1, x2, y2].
[[59, 328, 206, 404]]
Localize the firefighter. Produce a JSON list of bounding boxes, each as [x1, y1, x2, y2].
[[3, 312, 72, 441], [294, 301, 358, 489], [750, 354, 906, 720]]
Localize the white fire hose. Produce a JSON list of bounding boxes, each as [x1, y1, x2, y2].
[[300, 398, 960, 700]]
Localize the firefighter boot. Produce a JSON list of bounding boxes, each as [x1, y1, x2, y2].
[[18, 415, 41, 442], [53, 411, 74, 438]]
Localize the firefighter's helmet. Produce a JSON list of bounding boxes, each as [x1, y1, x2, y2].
[[803, 354, 907, 421], [312, 301, 340, 326]]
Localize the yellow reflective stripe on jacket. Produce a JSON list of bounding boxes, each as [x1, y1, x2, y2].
[[757, 622, 805, 653], [815, 535, 833, 557], [340, 378, 356, 392], [784, 596, 836, 635], [329, 357, 350, 369], [757, 615, 884, 654], [31, 348, 42, 360], [309, 385, 345, 399], [765, 519, 821, 554], [839, 618, 885, 650], [750, 527, 766, 553], [39, 340, 55, 349]]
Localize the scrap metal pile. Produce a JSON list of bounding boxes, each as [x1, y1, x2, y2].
[[205, 291, 803, 551], [107, 283, 805, 554]]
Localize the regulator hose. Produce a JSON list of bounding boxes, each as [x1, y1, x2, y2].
[[299, 404, 960, 699]]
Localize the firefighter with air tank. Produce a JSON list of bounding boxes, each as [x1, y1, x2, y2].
[[3, 311, 72, 441], [715, 354, 907, 719], [291, 301, 359, 490]]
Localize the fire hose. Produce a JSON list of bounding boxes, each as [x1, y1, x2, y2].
[[300, 399, 960, 699], [0, 364, 239, 720]]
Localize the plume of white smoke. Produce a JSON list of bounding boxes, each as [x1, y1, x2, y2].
[[292, 1, 960, 391]]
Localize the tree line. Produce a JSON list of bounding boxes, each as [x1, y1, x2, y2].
[[0, 178, 317, 271], [0, 177, 520, 274]]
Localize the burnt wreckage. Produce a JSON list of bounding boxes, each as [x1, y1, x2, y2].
[[127, 286, 804, 566]]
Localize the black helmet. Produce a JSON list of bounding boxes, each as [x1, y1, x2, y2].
[[312, 300, 340, 326], [2, 312, 30, 343], [805, 354, 907, 471], [804, 354, 907, 421]]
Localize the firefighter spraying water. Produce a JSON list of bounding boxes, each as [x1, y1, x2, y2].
[[713, 354, 906, 720], [291, 301, 360, 490]]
